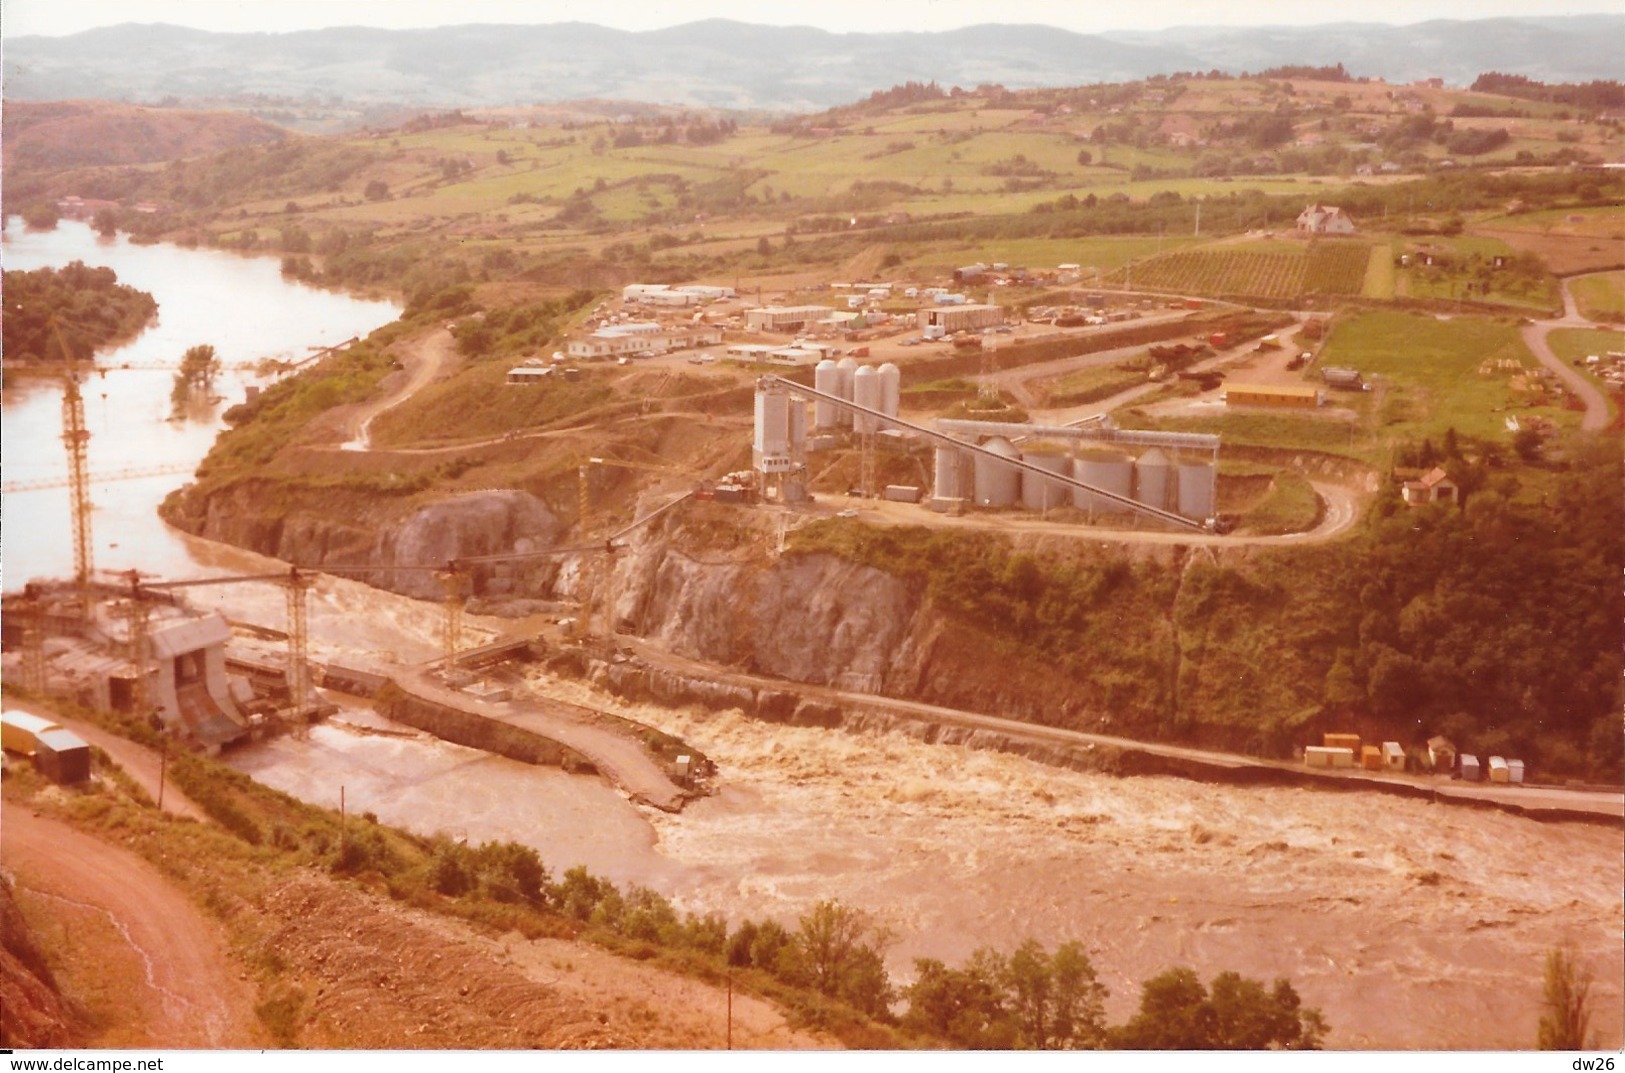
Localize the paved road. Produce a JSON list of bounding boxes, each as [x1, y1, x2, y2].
[[1, 810, 264, 1047], [1521, 276, 1612, 432]]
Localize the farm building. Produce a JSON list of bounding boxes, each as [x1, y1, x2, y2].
[[1297, 204, 1357, 235], [506, 367, 554, 384], [745, 306, 835, 333], [1402, 467, 1459, 506], [1224, 383, 1321, 409], [920, 304, 1004, 334]]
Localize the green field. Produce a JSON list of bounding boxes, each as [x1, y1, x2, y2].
[[1570, 272, 1625, 322], [1316, 311, 1573, 442]]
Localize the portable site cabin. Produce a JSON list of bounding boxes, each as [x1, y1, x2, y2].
[[1, 710, 89, 784], [35, 729, 90, 785], [1488, 756, 1510, 784], [1, 710, 57, 756], [1360, 745, 1383, 771], [1507, 759, 1525, 784], [1427, 735, 1456, 772], [1323, 733, 1361, 755], [1304, 746, 1356, 769], [1459, 754, 1482, 782], [1382, 742, 1406, 772]]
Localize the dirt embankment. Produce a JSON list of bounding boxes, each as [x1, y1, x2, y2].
[[1, 877, 78, 1049], [258, 876, 831, 1049]]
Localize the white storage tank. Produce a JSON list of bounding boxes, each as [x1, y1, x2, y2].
[[1135, 447, 1173, 512], [852, 365, 882, 433], [1073, 452, 1133, 513], [835, 357, 858, 426], [1021, 450, 1071, 510], [973, 437, 1021, 507], [878, 362, 901, 419], [1176, 461, 1216, 520], [934, 445, 967, 500], [813, 359, 840, 429], [754, 389, 791, 458]]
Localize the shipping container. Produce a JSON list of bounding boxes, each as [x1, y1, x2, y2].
[[882, 485, 922, 503]]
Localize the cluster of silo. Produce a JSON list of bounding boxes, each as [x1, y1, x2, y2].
[[813, 357, 900, 430], [1020, 448, 1071, 511]]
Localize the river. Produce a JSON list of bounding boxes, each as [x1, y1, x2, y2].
[[2, 217, 401, 583], [3, 219, 1617, 1048]]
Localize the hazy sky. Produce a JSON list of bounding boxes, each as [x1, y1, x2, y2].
[[7, 0, 1621, 37]]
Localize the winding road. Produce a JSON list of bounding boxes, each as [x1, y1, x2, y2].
[[1521, 275, 1613, 432]]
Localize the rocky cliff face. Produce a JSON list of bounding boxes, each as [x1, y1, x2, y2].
[[165, 482, 560, 599]]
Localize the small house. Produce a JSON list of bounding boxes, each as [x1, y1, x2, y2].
[[1403, 467, 1459, 507], [1427, 735, 1456, 771], [1296, 203, 1357, 235], [1459, 754, 1482, 782], [1382, 741, 1406, 772]]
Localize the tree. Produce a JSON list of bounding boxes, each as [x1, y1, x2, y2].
[[92, 208, 119, 237], [794, 900, 893, 1014], [1112, 967, 1325, 1049], [1076, 149, 1093, 166], [170, 344, 221, 416], [1537, 945, 1593, 1049], [363, 179, 390, 201]]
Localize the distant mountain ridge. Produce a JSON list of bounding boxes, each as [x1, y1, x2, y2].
[[5, 16, 1621, 115]]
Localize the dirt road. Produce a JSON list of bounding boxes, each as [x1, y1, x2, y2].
[[1, 810, 263, 1048], [340, 327, 456, 450], [52, 714, 208, 822], [1522, 276, 1612, 432]]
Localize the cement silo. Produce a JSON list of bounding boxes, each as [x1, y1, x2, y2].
[[1177, 460, 1217, 520], [852, 365, 882, 433], [878, 362, 901, 420], [1021, 450, 1071, 511], [1134, 447, 1174, 512], [933, 445, 967, 501], [973, 437, 1021, 507], [1073, 451, 1134, 513], [813, 359, 840, 429], [754, 388, 791, 460], [835, 357, 858, 427]]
